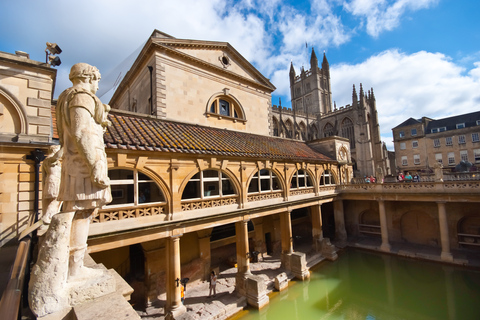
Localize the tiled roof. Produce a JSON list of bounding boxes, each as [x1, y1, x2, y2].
[[105, 111, 333, 162]]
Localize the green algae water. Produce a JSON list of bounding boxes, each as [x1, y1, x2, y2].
[[234, 249, 480, 320]]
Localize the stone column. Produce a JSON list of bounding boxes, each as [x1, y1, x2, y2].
[[165, 235, 186, 319], [253, 219, 265, 261], [378, 200, 391, 252], [437, 202, 453, 262], [311, 204, 323, 252], [280, 210, 293, 269], [197, 230, 212, 281], [235, 220, 251, 295], [333, 200, 347, 244]]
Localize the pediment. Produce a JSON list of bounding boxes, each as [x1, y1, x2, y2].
[[151, 33, 275, 92]]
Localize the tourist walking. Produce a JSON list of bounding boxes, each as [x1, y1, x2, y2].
[[209, 270, 217, 297]]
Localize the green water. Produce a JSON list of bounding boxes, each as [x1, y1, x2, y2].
[[236, 249, 480, 320]]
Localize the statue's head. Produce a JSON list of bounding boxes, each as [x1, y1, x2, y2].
[[69, 63, 101, 93]]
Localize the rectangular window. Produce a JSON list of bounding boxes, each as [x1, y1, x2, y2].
[[412, 141, 418, 148], [460, 150, 468, 162], [456, 123, 465, 129], [414, 154, 420, 164], [435, 153, 442, 164], [475, 149, 480, 163], [458, 135, 466, 144], [472, 133, 479, 142], [399, 131, 405, 138], [448, 152, 455, 166], [400, 142, 406, 150], [411, 128, 417, 136], [401, 156, 408, 166], [432, 127, 446, 133], [477, 120, 480, 126], [446, 137, 453, 146], [433, 138, 440, 147]]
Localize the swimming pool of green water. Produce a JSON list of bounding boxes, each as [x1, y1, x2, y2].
[[233, 249, 480, 320]]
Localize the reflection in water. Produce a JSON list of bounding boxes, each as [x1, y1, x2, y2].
[[233, 249, 480, 320]]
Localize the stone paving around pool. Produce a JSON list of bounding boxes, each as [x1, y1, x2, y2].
[[135, 246, 325, 320]]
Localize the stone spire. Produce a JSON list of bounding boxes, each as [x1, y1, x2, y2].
[[310, 47, 318, 69], [352, 84, 358, 108]]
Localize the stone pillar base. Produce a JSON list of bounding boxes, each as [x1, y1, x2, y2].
[[441, 251, 454, 262], [274, 272, 288, 291], [290, 252, 309, 281], [245, 275, 269, 309], [281, 252, 291, 270], [380, 242, 391, 252], [165, 304, 187, 320], [235, 272, 251, 296], [321, 238, 338, 261]]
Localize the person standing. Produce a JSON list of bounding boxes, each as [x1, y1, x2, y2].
[[209, 270, 217, 297]]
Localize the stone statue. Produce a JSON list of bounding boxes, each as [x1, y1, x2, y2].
[[41, 145, 63, 225], [376, 165, 384, 184], [29, 63, 113, 317], [434, 161, 444, 182]]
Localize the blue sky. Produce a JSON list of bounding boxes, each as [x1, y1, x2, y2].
[[1, 0, 479, 149]]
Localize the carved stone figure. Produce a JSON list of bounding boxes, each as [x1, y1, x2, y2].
[[41, 145, 63, 224], [29, 63, 113, 317], [434, 161, 444, 182]]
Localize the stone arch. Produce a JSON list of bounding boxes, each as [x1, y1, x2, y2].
[[400, 211, 439, 246], [0, 85, 29, 135], [285, 119, 294, 138], [340, 117, 355, 149], [359, 209, 381, 237], [179, 168, 241, 200], [457, 214, 480, 249], [205, 91, 246, 120], [323, 122, 334, 137], [272, 117, 280, 137], [246, 167, 285, 194], [309, 123, 318, 140], [299, 121, 307, 141]]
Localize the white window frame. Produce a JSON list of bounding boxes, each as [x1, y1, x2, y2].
[[435, 153, 442, 164], [413, 154, 420, 165], [399, 131, 405, 138], [474, 149, 480, 163], [472, 133, 479, 142], [411, 128, 417, 136], [248, 169, 281, 194], [456, 123, 465, 129], [458, 135, 466, 144], [460, 150, 468, 162], [401, 156, 408, 166], [291, 169, 313, 189], [433, 138, 440, 147], [400, 142, 406, 150], [446, 137, 453, 146], [448, 152, 455, 166], [412, 141, 418, 148]]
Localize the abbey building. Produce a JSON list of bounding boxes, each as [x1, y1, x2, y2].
[[270, 49, 393, 178]]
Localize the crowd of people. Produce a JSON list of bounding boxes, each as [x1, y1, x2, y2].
[[397, 172, 420, 182]]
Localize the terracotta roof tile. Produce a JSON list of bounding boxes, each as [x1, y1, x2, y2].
[[104, 111, 333, 163]]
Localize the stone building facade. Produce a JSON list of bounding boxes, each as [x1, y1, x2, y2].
[[392, 111, 480, 174], [1, 30, 479, 319], [0, 50, 56, 246], [270, 49, 393, 178]]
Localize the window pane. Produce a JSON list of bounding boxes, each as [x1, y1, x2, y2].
[[182, 180, 201, 199], [203, 170, 218, 178], [219, 99, 230, 116], [109, 169, 133, 181], [222, 179, 235, 195], [272, 176, 280, 190], [260, 178, 271, 191], [138, 182, 164, 203], [248, 175, 259, 193], [210, 102, 216, 113], [110, 184, 134, 205], [204, 181, 219, 197]]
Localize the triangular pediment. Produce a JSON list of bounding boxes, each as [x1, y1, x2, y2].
[[150, 30, 275, 91]]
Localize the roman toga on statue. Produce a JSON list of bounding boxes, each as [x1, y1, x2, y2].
[[29, 63, 113, 317]]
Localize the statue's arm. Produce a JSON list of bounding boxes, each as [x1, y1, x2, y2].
[[69, 98, 109, 189]]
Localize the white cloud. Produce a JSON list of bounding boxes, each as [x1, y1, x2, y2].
[[343, 0, 438, 37], [331, 49, 480, 149]]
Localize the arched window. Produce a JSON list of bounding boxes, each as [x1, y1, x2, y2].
[[285, 120, 293, 138], [341, 117, 355, 149], [248, 169, 281, 194], [299, 122, 307, 141], [320, 169, 336, 186], [108, 169, 165, 206], [290, 169, 313, 189], [272, 117, 279, 137], [310, 124, 318, 140], [182, 170, 236, 200], [208, 95, 245, 121], [323, 122, 334, 137]]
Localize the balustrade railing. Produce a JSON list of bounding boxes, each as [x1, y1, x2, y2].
[[247, 191, 283, 202], [93, 203, 168, 223], [181, 195, 238, 211]]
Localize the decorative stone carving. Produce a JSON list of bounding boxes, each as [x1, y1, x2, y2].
[[41, 145, 63, 224], [29, 63, 113, 317], [434, 161, 444, 182]]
